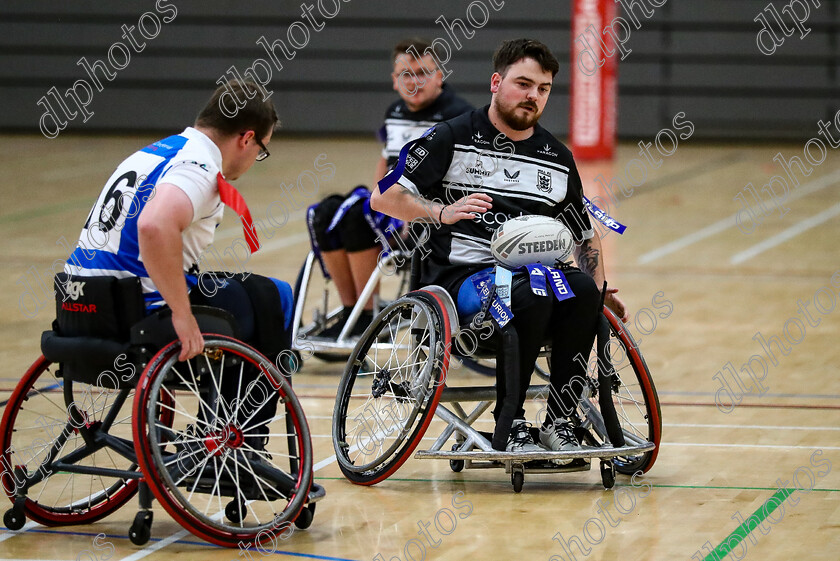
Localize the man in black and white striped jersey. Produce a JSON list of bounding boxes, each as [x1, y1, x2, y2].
[[371, 38, 628, 456]]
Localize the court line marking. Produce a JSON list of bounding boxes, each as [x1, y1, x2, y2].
[[117, 529, 191, 561], [663, 423, 840, 431], [703, 487, 792, 561], [662, 442, 840, 450], [730, 200, 840, 263], [311, 476, 840, 493], [661, 401, 840, 410], [637, 168, 840, 264], [0, 520, 38, 543]]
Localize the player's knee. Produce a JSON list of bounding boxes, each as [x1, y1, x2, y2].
[[339, 203, 378, 252], [570, 273, 600, 308], [311, 195, 344, 249]]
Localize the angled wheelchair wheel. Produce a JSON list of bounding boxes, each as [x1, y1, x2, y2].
[[578, 307, 662, 474], [0, 356, 147, 526], [332, 290, 450, 485], [133, 335, 313, 548]]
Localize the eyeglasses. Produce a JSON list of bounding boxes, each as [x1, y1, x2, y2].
[[241, 131, 270, 161]]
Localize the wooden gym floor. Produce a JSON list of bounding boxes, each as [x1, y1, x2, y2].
[[0, 133, 838, 560]]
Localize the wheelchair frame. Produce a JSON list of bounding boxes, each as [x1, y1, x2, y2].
[[291, 249, 412, 357], [1, 299, 324, 547], [331, 283, 661, 493]]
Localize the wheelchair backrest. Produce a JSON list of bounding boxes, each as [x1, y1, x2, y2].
[[54, 273, 145, 341]]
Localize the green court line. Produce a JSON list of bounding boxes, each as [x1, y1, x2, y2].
[[704, 487, 793, 561], [312, 476, 840, 493]]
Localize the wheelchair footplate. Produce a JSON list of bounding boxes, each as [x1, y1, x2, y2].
[[413, 427, 655, 492]]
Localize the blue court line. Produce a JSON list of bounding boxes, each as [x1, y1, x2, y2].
[[18, 528, 360, 561], [0, 382, 63, 408]]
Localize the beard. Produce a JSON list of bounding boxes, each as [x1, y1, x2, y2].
[[492, 97, 542, 131]]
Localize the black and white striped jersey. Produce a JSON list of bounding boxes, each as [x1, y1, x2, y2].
[[381, 84, 473, 167], [397, 105, 595, 294]]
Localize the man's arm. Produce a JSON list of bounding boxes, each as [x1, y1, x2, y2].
[[573, 234, 628, 322], [370, 181, 492, 225], [137, 183, 204, 360]]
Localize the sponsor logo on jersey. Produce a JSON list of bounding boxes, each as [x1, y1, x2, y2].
[[61, 302, 97, 313], [517, 238, 565, 255], [537, 143, 558, 157], [413, 146, 428, 158], [537, 169, 552, 192], [64, 280, 86, 301], [187, 160, 210, 172], [473, 210, 526, 227], [472, 131, 490, 144], [503, 168, 520, 183], [405, 154, 420, 171]]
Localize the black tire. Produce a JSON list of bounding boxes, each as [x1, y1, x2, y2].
[[133, 336, 313, 548], [600, 461, 616, 489], [294, 503, 315, 529], [0, 356, 141, 526], [578, 307, 662, 475], [332, 291, 450, 485], [511, 471, 524, 493]]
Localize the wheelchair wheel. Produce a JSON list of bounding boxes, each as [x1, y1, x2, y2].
[[133, 335, 313, 548], [332, 290, 450, 485], [0, 356, 143, 526], [578, 307, 662, 474]]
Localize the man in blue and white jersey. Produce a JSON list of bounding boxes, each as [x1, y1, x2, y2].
[[65, 80, 278, 361]]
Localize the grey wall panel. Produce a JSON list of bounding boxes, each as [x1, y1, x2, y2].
[[0, 0, 836, 140]]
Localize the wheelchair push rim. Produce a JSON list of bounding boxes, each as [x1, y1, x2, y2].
[[132, 335, 313, 547], [0, 356, 140, 526], [332, 290, 450, 485]]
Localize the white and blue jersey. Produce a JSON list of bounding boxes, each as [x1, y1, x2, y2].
[[65, 127, 224, 308]]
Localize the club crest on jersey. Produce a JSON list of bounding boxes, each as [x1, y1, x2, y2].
[[537, 143, 558, 157], [503, 168, 520, 183], [472, 131, 490, 145], [537, 169, 552, 192]]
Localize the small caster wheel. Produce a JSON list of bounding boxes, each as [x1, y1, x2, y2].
[[129, 511, 153, 546], [511, 471, 524, 493], [3, 506, 26, 531], [449, 444, 465, 473], [294, 503, 315, 529], [600, 460, 615, 489], [225, 499, 245, 523]]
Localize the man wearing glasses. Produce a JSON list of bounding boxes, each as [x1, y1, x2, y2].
[[64, 80, 278, 361], [307, 38, 472, 338]]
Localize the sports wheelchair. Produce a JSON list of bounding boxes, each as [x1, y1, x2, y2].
[[291, 246, 496, 380], [330, 260, 661, 493], [0, 274, 323, 547]]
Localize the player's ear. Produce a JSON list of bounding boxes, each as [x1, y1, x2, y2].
[[490, 72, 502, 93]]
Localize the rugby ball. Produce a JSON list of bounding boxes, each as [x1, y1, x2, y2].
[[490, 215, 574, 269]]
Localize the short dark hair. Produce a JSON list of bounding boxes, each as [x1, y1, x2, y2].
[[195, 80, 278, 139], [493, 39, 559, 78], [392, 37, 434, 66]]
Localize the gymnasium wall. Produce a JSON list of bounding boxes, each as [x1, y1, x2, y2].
[[0, 0, 837, 140]]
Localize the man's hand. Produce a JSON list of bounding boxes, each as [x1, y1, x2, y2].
[[603, 287, 628, 323], [440, 193, 493, 224], [172, 310, 204, 361]]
